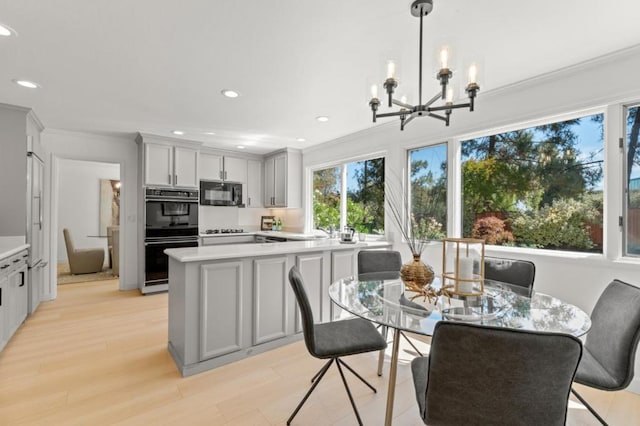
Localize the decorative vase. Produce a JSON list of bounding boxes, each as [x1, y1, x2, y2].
[[401, 254, 435, 291]]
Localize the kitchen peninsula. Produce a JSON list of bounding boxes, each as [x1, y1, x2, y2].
[[165, 239, 391, 376]]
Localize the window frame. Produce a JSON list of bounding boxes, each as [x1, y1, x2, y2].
[[623, 102, 640, 258], [406, 141, 449, 241], [451, 106, 608, 255], [308, 152, 387, 239]]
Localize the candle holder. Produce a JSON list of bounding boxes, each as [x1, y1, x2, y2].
[[441, 238, 485, 297]]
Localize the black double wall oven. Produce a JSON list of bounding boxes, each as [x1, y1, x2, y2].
[[144, 188, 198, 292]]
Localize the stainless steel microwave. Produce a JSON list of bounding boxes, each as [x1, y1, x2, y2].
[[199, 180, 244, 206]]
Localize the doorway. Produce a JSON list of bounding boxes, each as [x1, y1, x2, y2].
[[53, 159, 121, 289]]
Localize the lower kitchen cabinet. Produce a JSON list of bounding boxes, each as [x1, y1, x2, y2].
[[0, 249, 29, 351], [199, 262, 243, 361], [294, 253, 327, 333], [330, 250, 356, 321], [253, 257, 288, 345]]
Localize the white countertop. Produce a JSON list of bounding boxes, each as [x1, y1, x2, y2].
[[166, 239, 391, 262], [0, 236, 29, 260], [199, 230, 328, 241]]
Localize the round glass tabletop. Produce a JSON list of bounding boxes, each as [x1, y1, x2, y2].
[[328, 277, 591, 337]]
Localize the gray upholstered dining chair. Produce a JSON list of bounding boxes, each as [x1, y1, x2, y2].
[[358, 250, 427, 372], [411, 322, 582, 426], [287, 266, 387, 426], [63, 228, 105, 275], [571, 279, 640, 425], [484, 256, 536, 297]]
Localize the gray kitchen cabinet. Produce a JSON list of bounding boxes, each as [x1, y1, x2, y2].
[[264, 149, 302, 208], [330, 250, 356, 321], [294, 252, 327, 333], [199, 261, 244, 361], [4, 250, 28, 343], [0, 267, 8, 350], [199, 152, 247, 183], [246, 159, 263, 208], [252, 256, 288, 345], [137, 134, 201, 188]]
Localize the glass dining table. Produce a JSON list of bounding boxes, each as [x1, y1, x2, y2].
[[328, 277, 592, 426]]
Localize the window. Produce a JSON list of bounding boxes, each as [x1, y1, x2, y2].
[[408, 143, 448, 239], [461, 113, 604, 253], [313, 157, 385, 235], [625, 105, 640, 257]]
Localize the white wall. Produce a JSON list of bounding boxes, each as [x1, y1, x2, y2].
[[57, 159, 119, 263], [303, 45, 640, 392], [43, 129, 139, 294]]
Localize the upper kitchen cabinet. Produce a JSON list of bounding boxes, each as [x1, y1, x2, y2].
[[137, 134, 201, 188], [246, 159, 263, 208], [264, 149, 302, 208], [199, 152, 247, 183]]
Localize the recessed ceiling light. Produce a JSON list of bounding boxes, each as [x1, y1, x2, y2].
[[316, 116, 329, 122], [13, 79, 40, 89], [296, 138, 306, 142], [236, 145, 246, 149], [205, 132, 216, 136], [221, 89, 240, 98], [0, 23, 16, 37], [172, 130, 184, 135]]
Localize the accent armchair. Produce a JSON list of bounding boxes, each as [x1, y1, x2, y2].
[[63, 228, 105, 274]]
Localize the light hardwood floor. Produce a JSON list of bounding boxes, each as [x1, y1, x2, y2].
[[0, 279, 638, 425]]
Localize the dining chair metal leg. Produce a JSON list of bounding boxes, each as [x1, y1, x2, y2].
[[287, 359, 334, 425], [400, 331, 424, 356], [337, 358, 377, 393], [336, 358, 364, 426], [571, 388, 608, 426]]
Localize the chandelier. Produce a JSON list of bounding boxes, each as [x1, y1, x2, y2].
[[368, 0, 480, 130]]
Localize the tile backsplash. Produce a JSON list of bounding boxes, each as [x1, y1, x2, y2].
[[199, 206, 304, 232]]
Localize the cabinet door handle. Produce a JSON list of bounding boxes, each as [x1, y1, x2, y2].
[[13, 259, 21, 263], [248, 197, 251, 206], [225, 171, 227, 180], [1, 264, 9, 269], [0, 287, 2, 306], [19, 271, 25, 287], [168, 174, 172, 185], [174, 174, 178, 185]]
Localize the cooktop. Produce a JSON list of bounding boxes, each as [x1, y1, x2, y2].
[[203, 228, 245, 234]]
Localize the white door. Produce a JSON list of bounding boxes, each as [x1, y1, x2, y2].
[[174, 147, 199, 188], [223, 157, 247, 183], [199, 153, 223, 181], [145, 143, 173, 186]]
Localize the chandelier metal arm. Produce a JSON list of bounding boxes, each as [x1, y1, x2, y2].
[[428, 102, 471, 113], [391, 99, 414, 110], [376, 110, 412, 119], [422, 92, 442, 109], [427, 112, 447, 122]]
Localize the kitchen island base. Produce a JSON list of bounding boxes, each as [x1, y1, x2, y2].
[[166, 240, 391, 377]]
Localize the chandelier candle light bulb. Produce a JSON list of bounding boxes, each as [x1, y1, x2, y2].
[[468, 63, 478, 84], [387, 60, 396, 79], [371, 84, 378, 99], [439, 47, 449, 69]]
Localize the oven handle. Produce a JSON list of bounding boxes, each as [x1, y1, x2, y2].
[[144, 239, 199, 246], [145, 198, 198, 203]]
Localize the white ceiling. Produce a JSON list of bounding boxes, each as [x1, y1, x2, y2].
[[1, 0, 640, 154]]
